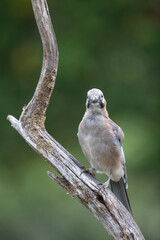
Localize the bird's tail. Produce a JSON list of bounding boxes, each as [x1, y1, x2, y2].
[[110, 178, 132, 215]]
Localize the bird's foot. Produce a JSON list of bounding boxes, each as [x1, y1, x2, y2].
[[80, 167, 96, 177], [98, 173, 112, 191]]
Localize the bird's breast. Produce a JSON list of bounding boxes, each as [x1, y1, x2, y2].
[[78, 117, 122, 174]]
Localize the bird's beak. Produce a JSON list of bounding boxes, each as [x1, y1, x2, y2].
[[90, 96, 99, 104], [87, 96, 104, 108]]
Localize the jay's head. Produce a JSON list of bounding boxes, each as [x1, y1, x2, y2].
[[86, 88, 106, 111]]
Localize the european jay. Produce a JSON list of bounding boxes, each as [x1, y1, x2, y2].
[[77, 88, 132, 214]]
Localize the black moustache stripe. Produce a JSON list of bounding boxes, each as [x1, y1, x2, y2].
[[87, 100, 91, 108], [100, 101, 104, 108], [87, 100, 104, 108]]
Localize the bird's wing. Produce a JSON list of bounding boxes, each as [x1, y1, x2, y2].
[[108, 119, 132, 214], [108, 118, 128, 188], [108, 118, 124, 145]]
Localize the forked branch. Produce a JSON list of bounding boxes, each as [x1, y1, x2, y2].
[[7, 0, 145, 239]]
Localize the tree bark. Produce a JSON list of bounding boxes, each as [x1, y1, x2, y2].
[[7, 0, 145, 239]]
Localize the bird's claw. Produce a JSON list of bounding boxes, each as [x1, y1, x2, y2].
[[98, 182, 110, 191], [98, 174, 112, 191]]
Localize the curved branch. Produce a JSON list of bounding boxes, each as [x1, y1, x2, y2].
[[20, 0, 58, 127], [7, 0, 145, 239]]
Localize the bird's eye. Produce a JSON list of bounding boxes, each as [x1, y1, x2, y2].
[[86, 95, 89, 99], [100, 94, 103, 98]]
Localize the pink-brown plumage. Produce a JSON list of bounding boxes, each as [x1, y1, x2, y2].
[[77, 88, 132, 214], [78, 88, 125, 182]]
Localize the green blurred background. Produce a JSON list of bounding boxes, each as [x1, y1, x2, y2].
[[1, 0, 160, 239]]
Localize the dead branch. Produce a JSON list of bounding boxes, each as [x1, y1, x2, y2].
[[7, 0, 145, 239]]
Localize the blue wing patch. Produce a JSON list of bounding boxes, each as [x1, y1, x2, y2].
[[113, 134, 121, 149]]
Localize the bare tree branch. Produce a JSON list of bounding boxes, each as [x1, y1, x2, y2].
[[7, 0, 145, 239]]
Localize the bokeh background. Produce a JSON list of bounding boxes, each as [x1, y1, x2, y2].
[[1, 0, 160, 239]]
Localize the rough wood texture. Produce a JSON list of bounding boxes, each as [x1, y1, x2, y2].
[[7, 0, 145, 239]]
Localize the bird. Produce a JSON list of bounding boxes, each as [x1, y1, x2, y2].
[[77, 88, 132, 214]]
